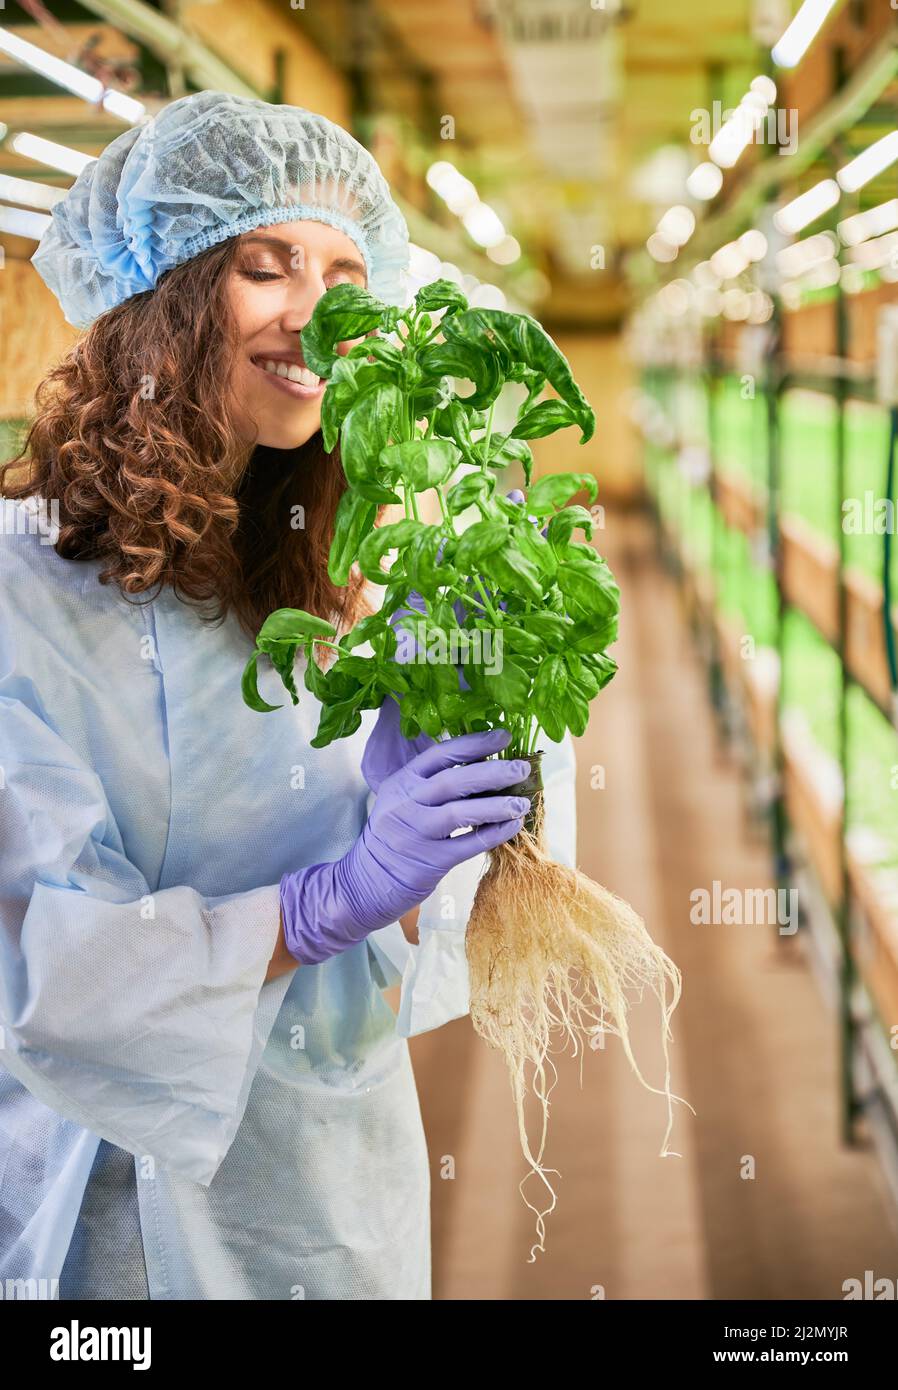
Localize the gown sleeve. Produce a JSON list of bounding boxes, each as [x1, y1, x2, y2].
[[0, 691, 292, 1188], [365, 730, 578, 1037]]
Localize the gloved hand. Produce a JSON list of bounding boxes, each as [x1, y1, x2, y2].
[[361, 690, 434, 793], [280, 727, 531, 964]]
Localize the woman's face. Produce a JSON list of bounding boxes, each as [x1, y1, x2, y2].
[[226, 219, 369, 451]]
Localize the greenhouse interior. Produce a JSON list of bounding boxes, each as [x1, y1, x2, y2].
[[1, 0, 898, 1332]]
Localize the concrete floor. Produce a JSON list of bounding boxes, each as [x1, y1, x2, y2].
[[408, 506, 898, 1300]]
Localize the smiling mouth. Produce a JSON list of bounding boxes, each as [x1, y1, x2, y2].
[[250, 355, 326, 398]]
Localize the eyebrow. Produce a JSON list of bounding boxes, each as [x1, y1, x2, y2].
[[239, 234, 367, 278]]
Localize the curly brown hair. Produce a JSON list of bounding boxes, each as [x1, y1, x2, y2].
[[0, 237, 368, 642]]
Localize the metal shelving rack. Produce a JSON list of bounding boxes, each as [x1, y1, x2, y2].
[[636, 15, 898, 1178], [643, 325, 898, 1178]]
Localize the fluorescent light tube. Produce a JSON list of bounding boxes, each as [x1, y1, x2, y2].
[[773, 178, 840, 234], [772, 0, 839, 69], [10, 132, 94, 177], [837, 132, 898, 193]]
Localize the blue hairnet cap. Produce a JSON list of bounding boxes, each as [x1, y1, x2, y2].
[[32, 90, 411, 329]]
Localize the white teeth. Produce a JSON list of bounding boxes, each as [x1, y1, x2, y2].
[[257, 358, 320, 387]]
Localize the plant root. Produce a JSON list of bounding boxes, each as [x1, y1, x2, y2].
[[465, 793, 691, 1260]]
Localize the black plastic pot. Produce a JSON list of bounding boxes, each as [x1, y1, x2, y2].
[[470, 748, 544, 837]]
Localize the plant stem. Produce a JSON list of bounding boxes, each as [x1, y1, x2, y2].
[[446, 582, 489, 616], [481, 398, 496, 471], [473, 574, 502, 624], [418, 319, 444, 348]]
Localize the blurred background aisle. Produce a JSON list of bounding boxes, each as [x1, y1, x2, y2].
[[412, 505, 898, 1298], [3, 0, 898, 1300]]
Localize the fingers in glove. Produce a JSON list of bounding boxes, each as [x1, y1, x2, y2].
[[405, 727, 510, 779], [415, 757, 531, 806], [445, 816, 525, 861], [428, 794, 531, 837]]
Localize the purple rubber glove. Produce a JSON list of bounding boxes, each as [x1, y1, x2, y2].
[[280, 727, 531, 964], [361, 691, 435, 793]]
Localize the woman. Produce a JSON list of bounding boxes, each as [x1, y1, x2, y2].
[[0, 90, 575, 1300]]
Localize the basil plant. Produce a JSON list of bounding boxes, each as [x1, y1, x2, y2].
[[242, 280, 620, 758]]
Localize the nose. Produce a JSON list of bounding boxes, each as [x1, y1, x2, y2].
[[280, 261, 329, 336]]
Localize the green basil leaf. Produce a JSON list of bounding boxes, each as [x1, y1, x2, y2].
[[346, 338, 403, 370], [562, 540, 602, 564], [480, 433, 533, 485], [557, 553, 620, 619], [546, 504, 595, 551], [415, 696, 443, 738], [532, 655, 568, 741], [256, 608, 337, 645], [582, 651, 618, 689], [310, 696, 365, 749], [565, 650, 602, 701], [441, 309, 595, 441], [480, 545, 543, 604], [501, 626, 544, 658], [301, 284, 387, 378], [340, 611, 389, 652], [511, 398, 578, 440], [454, 518, 509, 570], [446, 470, 496, 515], [397, 693, 421, 739], [328, 489, 377, 586], [303, 651, 329, 699], [535, 652, 567, 702], [340, 383, 404, 502], [569, 615, 619, 651], [519, 611, 571, 649], [376, 663, 411, 694], [320, 359, 397, 453], [266, 641, 300, 704], [559, 683, 589, 736], [525, 471, 598, 517], [432, 597, 462, 629], [241, 651, 282, 712], [436, 688, 470, 724], [418, 340, 503, 412], [379, 438, 461, 491], [480, 657, 530, 714], [357, 519, 427, 584], [320, 379, 357, 455], [512, 519, 557, 580], [432, 397, 487, 456], [405, 527, 454, 598], [331, 654, 377, 681], [415, 279, 469, 316]]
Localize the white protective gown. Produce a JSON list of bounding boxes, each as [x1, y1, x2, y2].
[[0, 496, 576, 1300]]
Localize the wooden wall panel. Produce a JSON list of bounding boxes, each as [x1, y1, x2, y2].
[[531, 330, 640, 503], [182, 0, 351, 124], [0, 257, 79, 421]]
